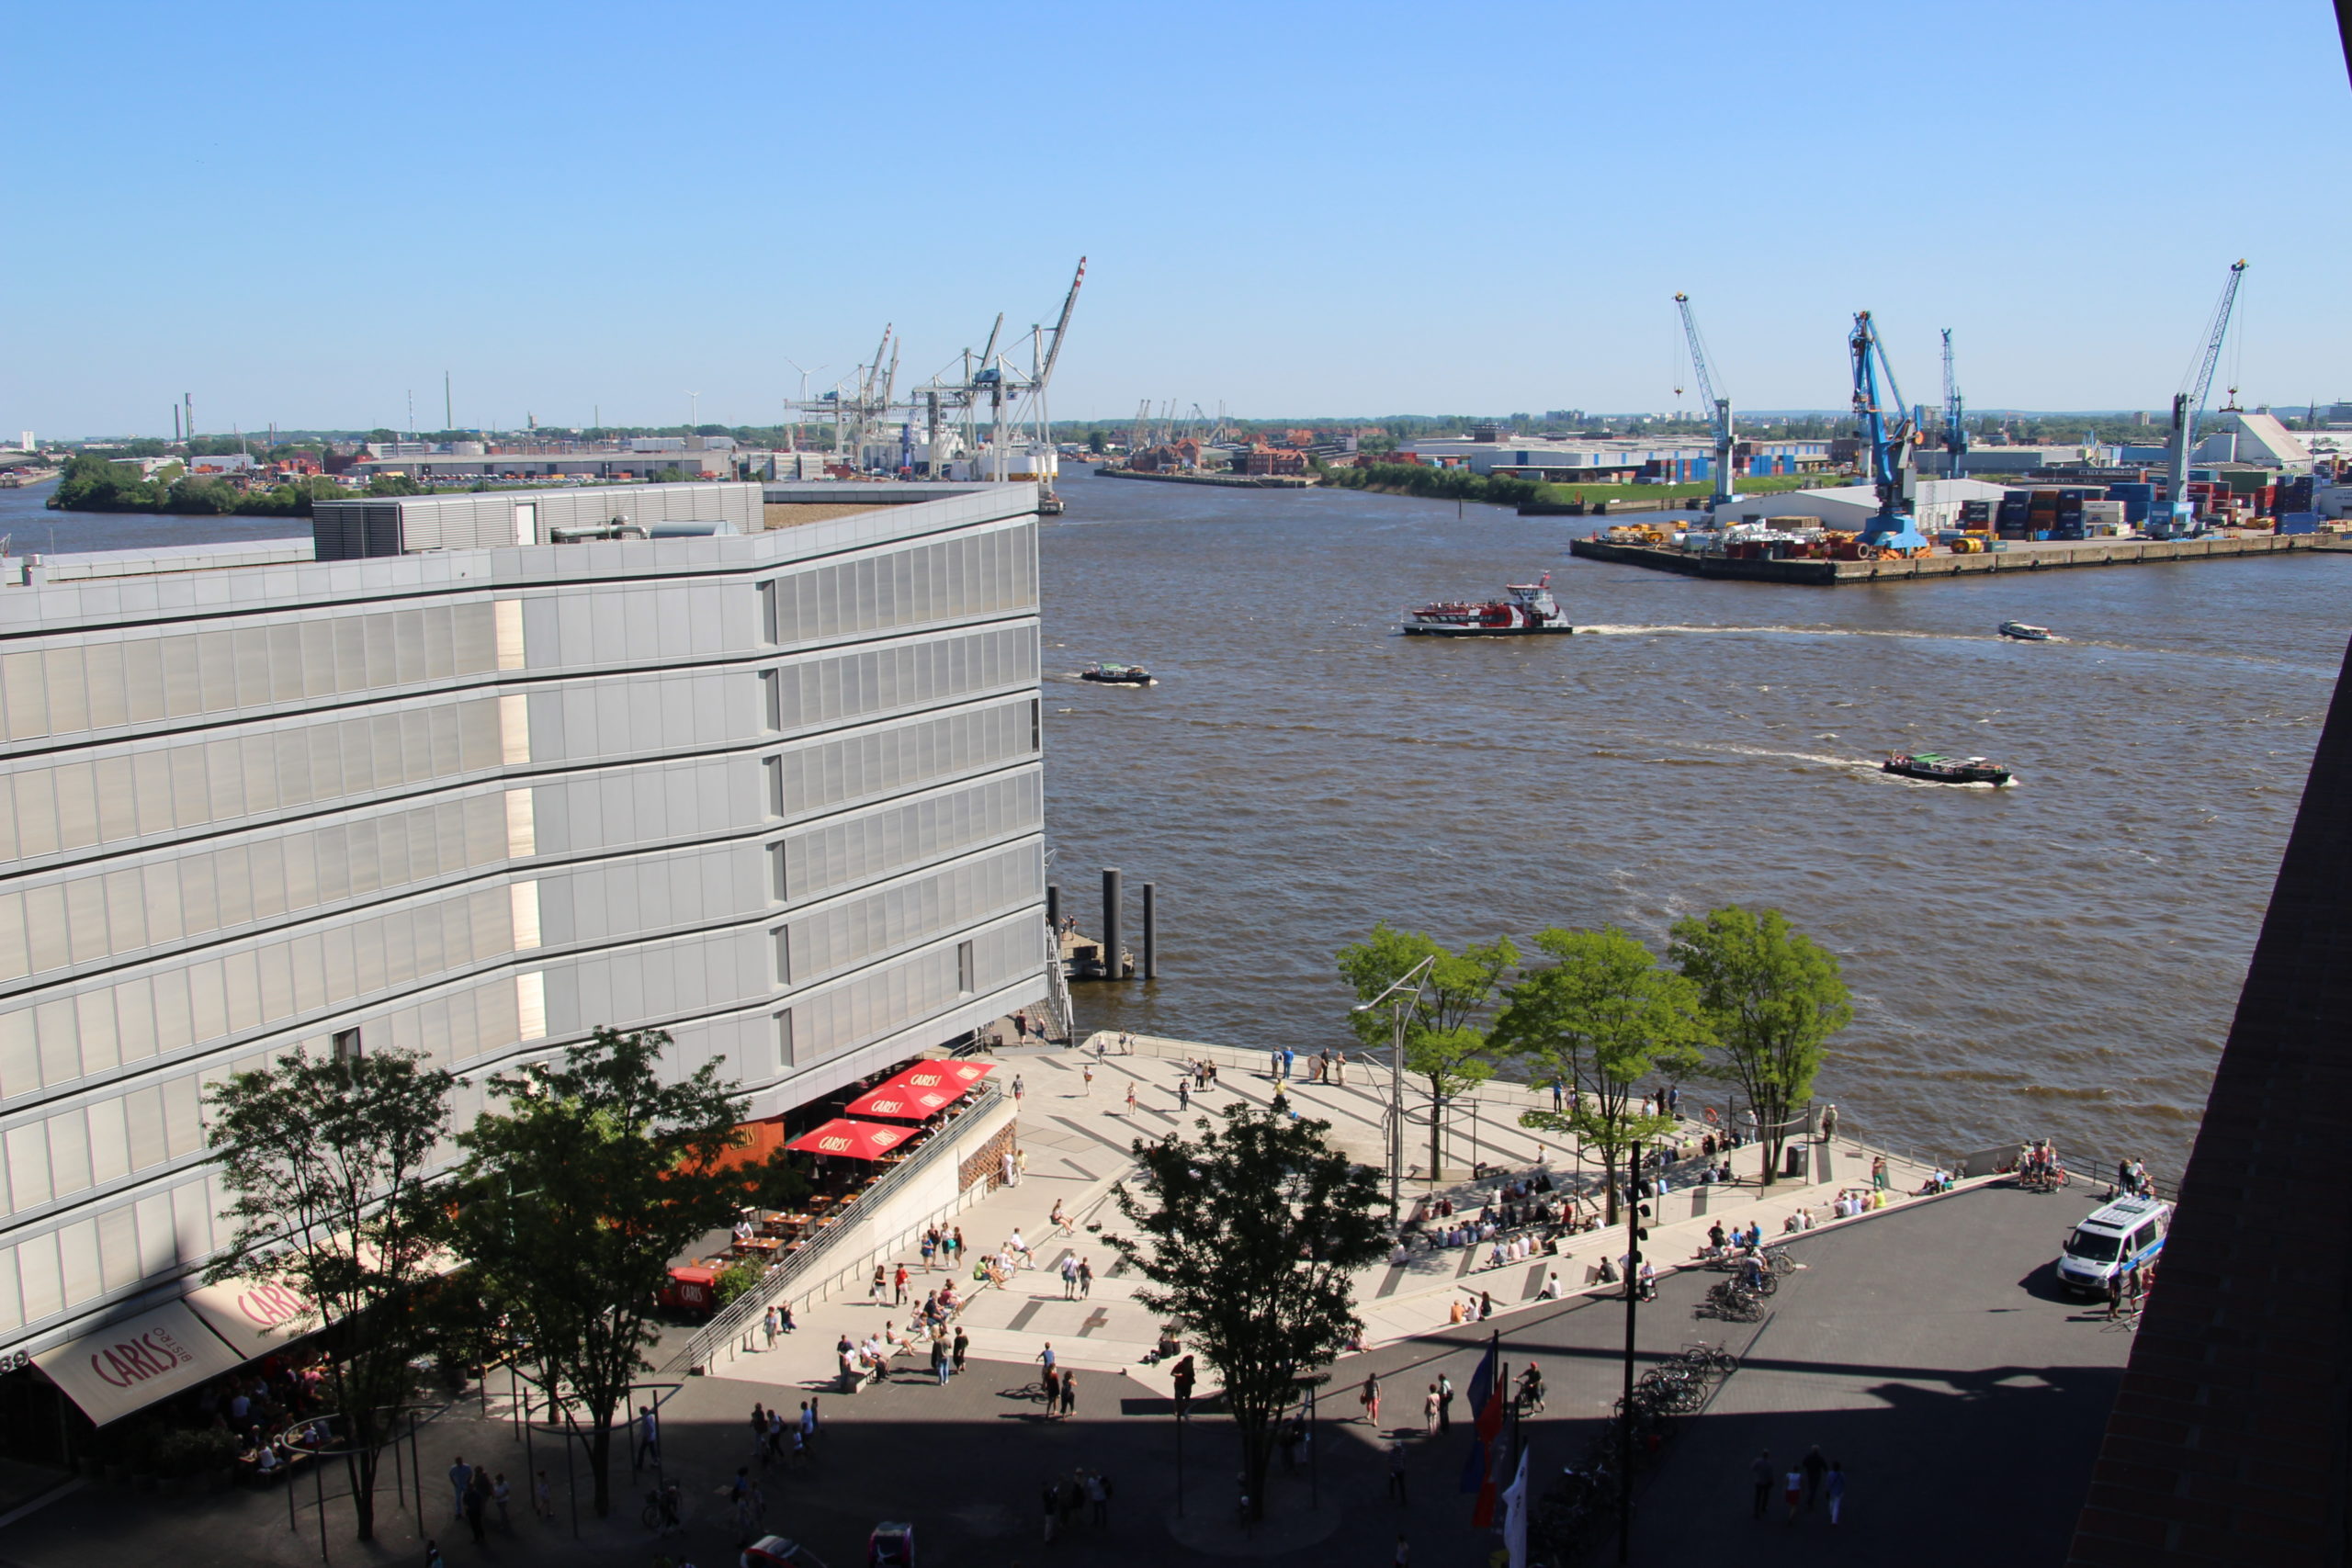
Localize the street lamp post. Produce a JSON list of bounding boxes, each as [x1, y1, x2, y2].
[[1619, 1138, 1645, 1566], [1352, 954, 1435, 1224]]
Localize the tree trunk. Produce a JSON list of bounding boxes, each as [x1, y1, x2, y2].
[[1600, 1146, 1619, 1225], [347, 1449, 373, 1541], [1239, 1408, 1273, 1520], [587, 1417, 615, 1517]]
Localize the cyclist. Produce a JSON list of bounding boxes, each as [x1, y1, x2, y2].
[[1740, 1251, 1766, 1292], [1516, 1362, 1545, 1414]]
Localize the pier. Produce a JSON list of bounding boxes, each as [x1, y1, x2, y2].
[[1570, 529, 2345, 584]]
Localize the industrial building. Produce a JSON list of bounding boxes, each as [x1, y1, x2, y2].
[[1718, 478, 2012, 535], [1403, 433, 1831, 482], [0, 480, 1048, 1429], [1914, 443, 2119, 477], [352, 441, 738, 482]]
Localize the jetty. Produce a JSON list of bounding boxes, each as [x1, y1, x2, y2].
[[1572, 528, 2343, 584]]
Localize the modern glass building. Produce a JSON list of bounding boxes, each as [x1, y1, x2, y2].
[[0, 481, 1048, 1414]]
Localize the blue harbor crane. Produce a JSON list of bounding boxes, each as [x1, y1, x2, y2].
[[1849, 311, 1930, 551], [1941, 329, 1968, 480], [2153, 260, 2248, 540], [1674, 292, 1737, 511]]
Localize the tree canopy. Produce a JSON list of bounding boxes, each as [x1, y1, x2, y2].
[[452, 1027, 748, 1516], [1669, 906, 1852, 1185], [204, 1045, 454, 1541], [1107, 1103, 1387, 1518], [1337, 922, 1517, 1180], [1491, 926, 1710, 1221]]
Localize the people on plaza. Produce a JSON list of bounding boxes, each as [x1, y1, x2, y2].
[[1360, 1372, 1382, 1428]]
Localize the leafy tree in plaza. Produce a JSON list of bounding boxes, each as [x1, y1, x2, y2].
[[1337, 922, 1518, 1180], [204, 1046, 455, 1542], [1490, 927, 1711, 1223], [1106, 1103, 1387, 1520], [1669, 906, 1852, 1186], [452, 1027, 749, 1517]]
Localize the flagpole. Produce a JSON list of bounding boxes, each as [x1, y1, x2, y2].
[[1619, 1138, 1643, 1566]]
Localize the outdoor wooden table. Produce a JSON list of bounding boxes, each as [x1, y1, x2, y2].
[[733, 1236, 784, 1260]]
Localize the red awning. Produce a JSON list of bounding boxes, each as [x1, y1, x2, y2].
[[785, 1118, 918, 1161], [844, 1080, 960, 1121], [894, 1060, 994, 1095]]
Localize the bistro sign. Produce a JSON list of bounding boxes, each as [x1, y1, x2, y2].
[[32, 1302, 243, 1425]]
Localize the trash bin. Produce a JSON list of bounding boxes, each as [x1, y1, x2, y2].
[[1784, 1145, 1809, 1180]]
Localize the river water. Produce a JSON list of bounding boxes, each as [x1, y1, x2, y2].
[[1040, 466, 2351, 1174], [6, 473, 2342, 1169]]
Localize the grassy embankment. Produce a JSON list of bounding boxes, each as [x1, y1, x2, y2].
[[1319, 461, 1836, 509]]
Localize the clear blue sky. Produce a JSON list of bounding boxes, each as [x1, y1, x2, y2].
[[6, 0, 2347, 435]]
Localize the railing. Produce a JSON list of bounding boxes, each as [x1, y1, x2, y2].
[[671, 1080, 1005, 1374]]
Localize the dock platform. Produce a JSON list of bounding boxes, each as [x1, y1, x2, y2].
[[1571, 529, 2344, 584]]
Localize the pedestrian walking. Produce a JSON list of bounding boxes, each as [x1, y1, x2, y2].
[[1386, 1440, 1408, 1503], [1423, 1384, 1440, 1435], [533, 1469, 551, 1522], [1125, 1082, 1138, 1116], [1783, 1463, 1803, 1524], [1016, 1147, 1029, 1181], [894, 1263, 910, 1305], [462, 1470, 488, 1544], [1819, 1103, 1838, 1143], [1178, 1077, 1191, 1112], [1803, 1446, 1827, 1510], [1086, 1468, 1110, 1526], [2106, 1271, 2124, 1322], [1826, 1461, 1846, 1523], [447, 1457, 471, 1520], [953, 1327, 970, 1373], [1361, 1372, 1382, 1428], [1083, 1063, 1094, 1097], [764, 1304, 781, 1348], [1060, 1253, 1080, 1298], [1012, 1074, 1025, 1104], [1751, 1450, 1773, 1519], [953, 1225, 967, 1262], [1078, 1256, 1094, 1298], [921, 1227, 938, 1269], [492, 1473, 511, 1532], [870, 1265, 888, 1303], [931, 1336, 950, 1386], [1437, 1372, 1453, 1433], [639, 1404, 660, 1462], [1041, 1478, 1060, 1543], [1059, 1371, 1078, 1419]]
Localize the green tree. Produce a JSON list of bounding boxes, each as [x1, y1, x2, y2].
[[1086, 429, 1107, 454], [452, 1027, 748, 1517], [204, 1046, 455, 1542], [1337, 923, 1517, 1181], [1491, 927, 1711, 1222], [49, 452, 163, 512], [1106, 1104, 1386, 1519], [1669, 907, 1852, 1185]]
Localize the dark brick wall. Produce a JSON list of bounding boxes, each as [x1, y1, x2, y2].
[[2068, 638, 2352, 1565]]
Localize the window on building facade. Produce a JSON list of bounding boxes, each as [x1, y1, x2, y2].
[[774, 927, 792, 987], [768, 841, 787, 902], [957, 939, 976, 997], [775, 1009, 795, 1072], [332, 1027, 363, 1064]]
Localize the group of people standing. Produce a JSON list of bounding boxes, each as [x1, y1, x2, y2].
[[1754, 1446, 1847, 1524]]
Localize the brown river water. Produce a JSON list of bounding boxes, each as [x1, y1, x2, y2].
[[1040, 465, 2350, 1176]]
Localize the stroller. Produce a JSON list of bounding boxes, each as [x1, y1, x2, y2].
[[868, 1520, 916, 1566]]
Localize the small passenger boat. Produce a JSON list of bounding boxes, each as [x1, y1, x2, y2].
[[1080, 661, 1154, 686], [1882, 751, 2012, 786], [1997, 621, 2054, 641]]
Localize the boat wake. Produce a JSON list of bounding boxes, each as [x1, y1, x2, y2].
[[1575, 624, 1995, 643]]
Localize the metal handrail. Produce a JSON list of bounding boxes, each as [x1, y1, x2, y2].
[[673, 1079, 1003, 1372]]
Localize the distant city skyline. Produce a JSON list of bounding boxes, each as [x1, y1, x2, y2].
[[6, 0, 2348, 438]]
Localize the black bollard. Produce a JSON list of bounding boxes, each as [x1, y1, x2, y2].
[[1102, 868, 1123, 981], [1046, 883, 1060, 937], [1141, 882, 1158, 980]]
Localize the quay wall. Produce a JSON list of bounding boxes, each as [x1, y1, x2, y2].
[[1569, 532, 2345, 585]]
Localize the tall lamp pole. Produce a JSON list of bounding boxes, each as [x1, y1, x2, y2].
[[1619, 1138, 1648, 1566], [1352, 954, 1435, 1224]]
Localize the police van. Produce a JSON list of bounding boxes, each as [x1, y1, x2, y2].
[[2054, 1193, 2172, 1297]]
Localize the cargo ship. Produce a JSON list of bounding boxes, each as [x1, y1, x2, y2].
[[1401, 572, 1575, 637], [1883, 751, 2012, 786]]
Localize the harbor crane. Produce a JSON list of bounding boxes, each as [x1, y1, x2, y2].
[[1849, 311, 1930, 551], [2153, 260, 2248, 539], [1940, 330, 1967, 480], [1673, 292, 1737, 510]]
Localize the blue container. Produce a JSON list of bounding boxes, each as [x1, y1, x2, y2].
[[2033, 530, 2050, 541]]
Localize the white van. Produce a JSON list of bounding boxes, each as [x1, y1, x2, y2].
[[2054, 1194, 2172, 1297]]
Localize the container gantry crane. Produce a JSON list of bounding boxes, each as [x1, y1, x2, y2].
[[1849, 311, 1929, 551], [1940, 330, 1967, 481], [1673, 292, 1737, 510], [2154, 259, 2248, 539]]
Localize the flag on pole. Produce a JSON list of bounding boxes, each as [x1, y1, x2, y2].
[[1501, 1445, 1532, 1568], [1459, 1337, 1499, 1495]]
